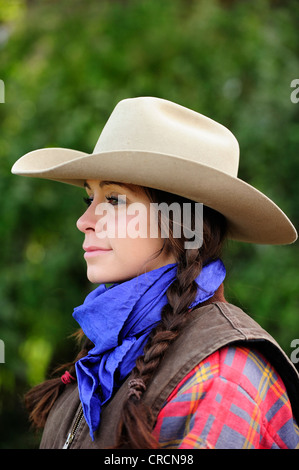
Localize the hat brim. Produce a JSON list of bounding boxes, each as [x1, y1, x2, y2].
[[11, 147, 297, 245]]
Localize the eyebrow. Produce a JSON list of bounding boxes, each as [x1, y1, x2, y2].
[[83, 180, 138, 193]]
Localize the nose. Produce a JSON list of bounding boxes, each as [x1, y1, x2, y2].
[[76, 205, 96, 234]]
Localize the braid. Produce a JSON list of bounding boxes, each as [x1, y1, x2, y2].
[[115, 191, 227, 448], [25, 333, 93, 429]]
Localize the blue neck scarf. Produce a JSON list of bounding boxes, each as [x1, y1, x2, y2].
[[73, 259, 226, 439]]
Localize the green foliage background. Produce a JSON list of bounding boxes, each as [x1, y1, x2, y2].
[[0, 0, 298, 448]]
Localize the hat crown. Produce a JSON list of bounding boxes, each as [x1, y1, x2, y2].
[[93, 97, 239, 177]]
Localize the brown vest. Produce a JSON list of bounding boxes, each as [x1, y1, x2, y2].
[[40, 302, 299, 449]]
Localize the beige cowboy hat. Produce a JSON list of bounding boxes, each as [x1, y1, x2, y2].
[[11, 96, 297, 245]]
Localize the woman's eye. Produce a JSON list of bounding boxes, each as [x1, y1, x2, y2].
[[83, 194, 126, 207], [83, 196, 93, 207], [105, 195, 125, 206]]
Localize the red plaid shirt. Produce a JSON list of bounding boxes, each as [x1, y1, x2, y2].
[[153, 346, 299, 449]]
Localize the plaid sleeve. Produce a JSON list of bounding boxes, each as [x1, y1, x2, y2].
[[153, 345, 299, 449]]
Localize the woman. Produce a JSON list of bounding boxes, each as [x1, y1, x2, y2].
[[12, 97, 299, 449]]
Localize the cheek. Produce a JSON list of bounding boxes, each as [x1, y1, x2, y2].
[[112, 207, 163, 258], [111, 234, 165, 282], [95, 206, 142, 239], [115, 205, 149, 239], [110, 209, 163, 266]]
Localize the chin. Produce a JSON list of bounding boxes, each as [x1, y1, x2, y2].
[[86, 268, 119, 284], [86, 269, 106, 284]]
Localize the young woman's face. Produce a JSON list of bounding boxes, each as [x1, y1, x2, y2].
[[76, 180, 176, 283]]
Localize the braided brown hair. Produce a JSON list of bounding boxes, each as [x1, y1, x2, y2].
[[25, 187, 227, 448], [114, 188, 227, 448]]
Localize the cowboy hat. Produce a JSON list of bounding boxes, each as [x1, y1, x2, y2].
[[11, 96, 297, 245]]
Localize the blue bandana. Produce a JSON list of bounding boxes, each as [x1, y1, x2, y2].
[[73, 259, 226, 439]]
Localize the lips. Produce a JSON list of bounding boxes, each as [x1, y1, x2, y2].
[[83, 246, 112, 252], [83, 245, 112, 258]]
